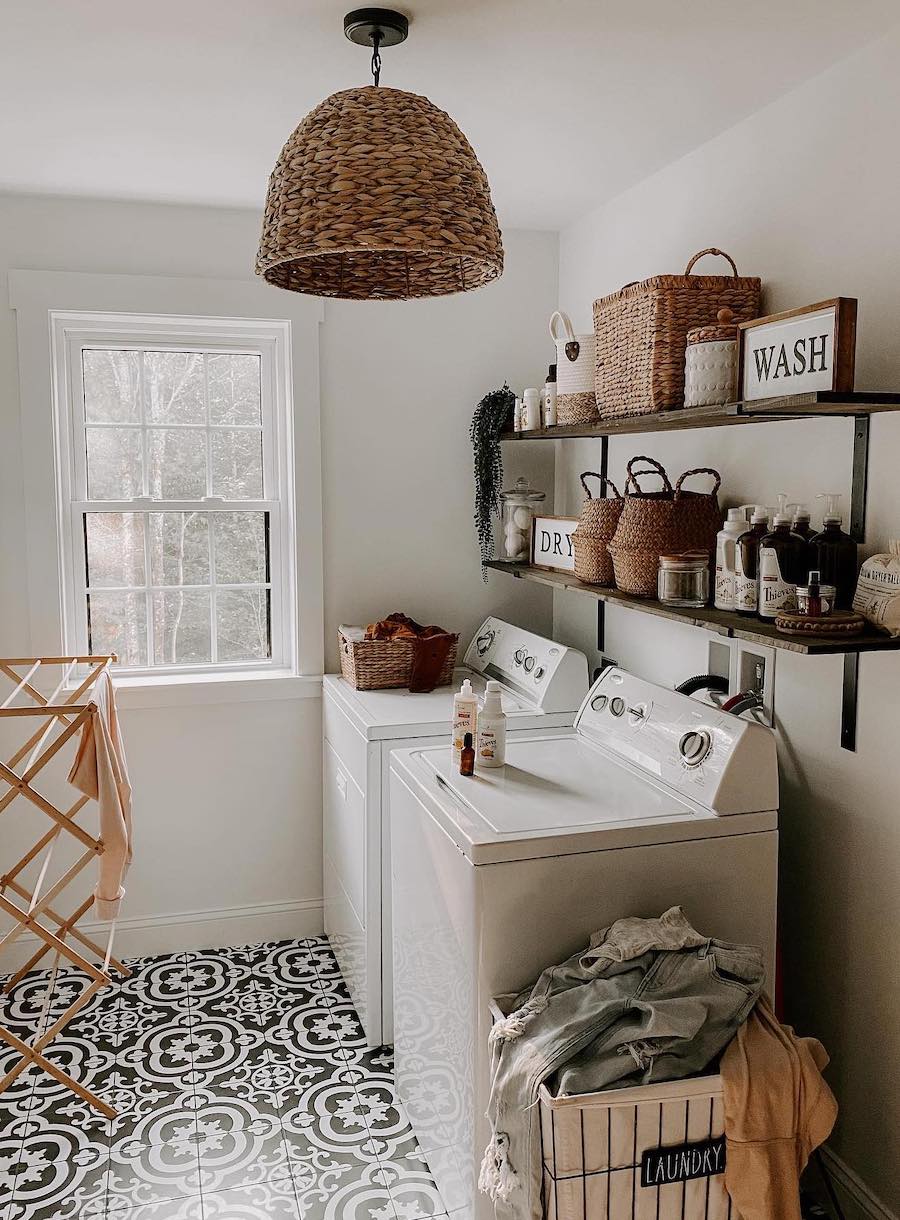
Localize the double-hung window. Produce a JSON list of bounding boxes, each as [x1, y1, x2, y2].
[[52, 314, 296, 677]]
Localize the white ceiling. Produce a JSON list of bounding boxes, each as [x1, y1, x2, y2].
[[3, 0, 897, 229]]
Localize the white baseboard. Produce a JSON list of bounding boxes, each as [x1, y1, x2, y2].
[[0, 898, 325, 972], [819, 1145, 897, 1220]]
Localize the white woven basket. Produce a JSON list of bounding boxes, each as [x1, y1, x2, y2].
[[550, 310, 599, 423]]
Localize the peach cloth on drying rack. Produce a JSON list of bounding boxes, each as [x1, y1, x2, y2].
[[67, 671, 133, 920]]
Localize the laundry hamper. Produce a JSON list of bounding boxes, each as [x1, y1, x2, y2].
[[592, 249, 760, 418], [540, 1074, 740, 1220]]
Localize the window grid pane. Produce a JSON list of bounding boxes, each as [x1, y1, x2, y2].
[[81, 509, 272, 667], [83, 351, 264, 504], [78, 343, 275, 672]]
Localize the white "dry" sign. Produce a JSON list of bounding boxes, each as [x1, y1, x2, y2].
[[531, 516, 577, 572]]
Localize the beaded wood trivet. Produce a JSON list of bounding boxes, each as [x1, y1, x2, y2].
[[775, 610, 867, 637]]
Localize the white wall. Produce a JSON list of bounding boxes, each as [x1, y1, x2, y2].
[[0, 194, 556, 959], [552, 27, 900, 1215]]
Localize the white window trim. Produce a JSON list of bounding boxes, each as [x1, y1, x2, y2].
[[10, 270, 325, 703], [52, 313, 295, 678]]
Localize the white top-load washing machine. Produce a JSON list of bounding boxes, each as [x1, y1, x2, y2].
[[322, 617, 589, 1047], [390, 666, 779, 1219]]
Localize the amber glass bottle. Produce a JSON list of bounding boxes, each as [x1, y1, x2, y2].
[[812, 495, 858, 609], [459, 732, 476, 777], [735, 506, 770, 616]]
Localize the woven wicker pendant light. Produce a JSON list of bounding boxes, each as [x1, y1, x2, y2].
[[256, 8, 503, 300]]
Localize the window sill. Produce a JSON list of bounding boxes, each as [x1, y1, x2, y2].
[[112, 670, 323, 710]]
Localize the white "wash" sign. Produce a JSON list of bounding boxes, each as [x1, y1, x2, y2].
[[741, 306, 836, 400]]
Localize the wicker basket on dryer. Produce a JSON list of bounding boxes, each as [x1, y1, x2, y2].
[[572, 473, 623, 586], [593, 248, 761, 418], [338, 629, 458, 691]]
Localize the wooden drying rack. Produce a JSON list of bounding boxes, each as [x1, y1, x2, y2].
[[0, 655, 130, 1118]]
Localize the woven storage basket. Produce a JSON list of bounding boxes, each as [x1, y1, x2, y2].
[[670, 467, 723, 554], [338, 630, 458, 691], [593, 248, 761, 418], [608, 458, 677, 597], [573, 473, 622, 585], [549, 311, 599, 425]]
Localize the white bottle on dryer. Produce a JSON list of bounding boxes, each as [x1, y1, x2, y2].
[[452, 678, 478, 765], [476, 679, 507, 769]]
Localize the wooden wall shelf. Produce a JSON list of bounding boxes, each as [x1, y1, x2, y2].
[[492, 388, 900, 749], [501, 391, 900, 441], [485, 561, 899, 658]]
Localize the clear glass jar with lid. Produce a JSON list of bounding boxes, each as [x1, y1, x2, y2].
[[499, 477, 545, 562], [658, 551, 711, 607]]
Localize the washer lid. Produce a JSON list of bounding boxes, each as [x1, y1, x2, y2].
[[418, 735, 696, 838]]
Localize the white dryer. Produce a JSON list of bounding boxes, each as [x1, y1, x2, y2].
[[322, 617, 589, 1047], [390, 666, 779, 1219]]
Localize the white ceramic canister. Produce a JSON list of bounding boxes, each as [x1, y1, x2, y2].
[[684, 308, 739, 408]]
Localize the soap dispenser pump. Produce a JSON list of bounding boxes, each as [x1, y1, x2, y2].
[[812, 493, 857, 608]]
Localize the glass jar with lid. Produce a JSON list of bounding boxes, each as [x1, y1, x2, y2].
[[657, 552, 711, 607], [499, 477, 546, 562]]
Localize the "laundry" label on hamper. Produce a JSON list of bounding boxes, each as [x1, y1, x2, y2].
[[640, 1135, 726, 1187]]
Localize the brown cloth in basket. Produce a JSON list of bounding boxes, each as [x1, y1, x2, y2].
[[366, 612, 454, 692], [365, 612, 447, 642]]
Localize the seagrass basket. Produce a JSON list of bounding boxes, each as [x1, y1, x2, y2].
[[609, 459, 722, 596], [573, 473, 623, 586], [593, 249, 760, 418], [338, 630, 458, 690]]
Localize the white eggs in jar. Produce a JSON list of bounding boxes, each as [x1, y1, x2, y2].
[[504, 525, 527, 558], [512, 506, 532, 530]]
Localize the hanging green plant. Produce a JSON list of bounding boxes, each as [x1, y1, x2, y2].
[[470, 384, 514, 578]]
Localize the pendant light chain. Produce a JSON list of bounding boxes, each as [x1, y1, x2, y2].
[[371, 29, 382, 86]]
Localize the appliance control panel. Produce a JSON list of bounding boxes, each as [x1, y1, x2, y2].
[[463, 617, 589, 713], [574, 667, 779, 815]]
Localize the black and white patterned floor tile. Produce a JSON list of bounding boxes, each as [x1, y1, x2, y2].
[[1, 940, 461, 1220]]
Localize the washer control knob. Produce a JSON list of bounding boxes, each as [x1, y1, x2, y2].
[[534, 666, 545, 681], [628, 703, 648, 725], [523, 655, 535, 672], [591, 694, 608, 712], [514, 649, 525, 666], [610, 696, 626, 718], [679, 729, 712, 767], [476, 629, 495, 656]]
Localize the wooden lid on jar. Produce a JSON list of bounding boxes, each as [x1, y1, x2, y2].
[[686, 307, 739, 344]]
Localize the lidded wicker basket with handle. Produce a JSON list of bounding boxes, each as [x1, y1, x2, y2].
[[593, 248, 761, 418]]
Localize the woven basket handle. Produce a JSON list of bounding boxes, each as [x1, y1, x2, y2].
[[684, 248, 739, 277], [580, 472, 621, 500], [675, 467, 723, 497], [625, 455, 673, 495], [549, 310, 576, 343]]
